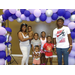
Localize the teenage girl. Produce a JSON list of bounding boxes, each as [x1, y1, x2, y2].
[[40, 31, 46, 65]]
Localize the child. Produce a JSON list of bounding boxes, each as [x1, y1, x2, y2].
[[33, 45, 41, 65], [43, 36, 54, 65], [31, 33, 41, 51], [28, 26, 34, 39], [40, 31, 46, 65]]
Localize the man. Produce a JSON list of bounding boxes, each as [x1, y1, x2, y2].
[[53, 17, 72, 65]]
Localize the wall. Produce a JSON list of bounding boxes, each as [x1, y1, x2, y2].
[[0, 9, 57, 54]]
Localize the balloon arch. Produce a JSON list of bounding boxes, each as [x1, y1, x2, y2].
[[0, 9, 75, 65]]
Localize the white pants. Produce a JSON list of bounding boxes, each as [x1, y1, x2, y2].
[[20, 45, 30, 65]]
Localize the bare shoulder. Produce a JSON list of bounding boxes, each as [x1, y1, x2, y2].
[[18, 32, 22, 35]]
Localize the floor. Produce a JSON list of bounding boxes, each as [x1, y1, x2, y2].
[[8, 56, 64, 65]]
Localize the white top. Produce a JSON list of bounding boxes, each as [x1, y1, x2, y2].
[[53, 26, 70, 48], [40, 37, 46, 49], [19, 32, 29, 46]]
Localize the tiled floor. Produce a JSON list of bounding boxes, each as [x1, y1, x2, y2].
[[8, 56, 64, 65]]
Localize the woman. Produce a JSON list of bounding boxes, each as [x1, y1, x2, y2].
[[18, 23, 32, 65]]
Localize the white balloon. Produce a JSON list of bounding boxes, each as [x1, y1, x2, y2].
[[46, 9, 53, 17], [35, 18, 40, 22], [70, 15, 75, 22], [17, 18, 22, 23]]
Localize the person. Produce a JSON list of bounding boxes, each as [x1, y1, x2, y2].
[[43, 36, 54, 65], [31, 33, 41, 52], [53, 17, 72, 65], [40, 31, 46, 65], [18, 23, 32, 65], [33, 45, 41, 65]]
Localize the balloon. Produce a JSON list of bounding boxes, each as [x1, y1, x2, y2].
[[40, 9, 46, 13], [51, 13, 58, 20], [72, 43, 75, 50], [51, 9, 58, 13], [68, 22, 75, 29], [8, 16, 14, 22], [3, 9, 7, 13], [69, 50, 75, 57], [0, 35, 6, 43], [46, 17, 52, 23], [20, 14, 26, 20], [72, 11, 75, 15], [73, 28, 75, 32], [63, 11, 71, 19], [0, 27, 7, 35], [68, 9, 75, 13], [29, 9, 35, 14], [24, 10, 30, 17], [5, 27, 12, 32], [29, 14, 36, 21], [40, 13, 47, 21], [0, 51, 6, 58], [26, 17, 30, 21], [15, 11, 21, 17], [35, 17, 40, 22], [46, 9, 53, 17], [17, 18, 22, 22], [12, 14, 17, 19], [5, 42, 11, 47], [9, 36, 12, 42], [0, 59, 5, 65], [6, 55, 11, 62], [34, 9, 41, 17], [2, 14, 8, 20], [57, 9, 66, 16], [9, 9, 16, 14], [68, 56, 75, 65], [0, 43, 6, 51], [4, 10, 12, 17], [71, 31, 75, 39], [64, 19, 71, 26], [20, 9, 26, 14], [70, 15, 75, 22]]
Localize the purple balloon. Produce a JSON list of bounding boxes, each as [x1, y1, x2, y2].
[[64, 19, 71, 26], [26, 17, 30, 21], [72, 43, 75, 50], [9, 36, 12, 42], [0, 27, 7, 35], [0, 59, 5, 65], [16, 11, 21, 17], [34, 9, 41, 17], [69, 50, 75, 57], [0, 43, 6, 51], [68, 22, 75, 29], [46, 17, 52, 23], [68, 56, 75, 65], [20, 14, 26, 20], [3, 9, 7, 13], [8, 16, 14, 22], [68, 9, 75, 13], [51, 9, 58, 13], [40, 9, 46, 13], [9, 9, 16, 14], [29, 9, 35, 14]]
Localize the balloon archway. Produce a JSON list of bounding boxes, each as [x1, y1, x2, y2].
[[0, 9, 75, 65]]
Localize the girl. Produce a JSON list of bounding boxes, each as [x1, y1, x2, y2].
[[33, 45, 41, 65], [40, 31, 46, 65], [18, 23, 32, 65], [43, 36, 54, 65]]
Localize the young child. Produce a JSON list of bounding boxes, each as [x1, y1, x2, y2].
[[31, 33, 41, 51], [43, 36, 54, 65], [40, 31, 46, 65], [28, 26, 34, 39], [33, 45, 41, 65]]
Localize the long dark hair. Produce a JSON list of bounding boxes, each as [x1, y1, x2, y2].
[[17, 23, 28, 34]]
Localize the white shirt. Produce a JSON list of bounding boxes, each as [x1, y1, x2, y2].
[[19, 32, 29, 46], [53, 26, 70, 48]]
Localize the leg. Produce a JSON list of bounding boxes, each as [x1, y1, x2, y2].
[[62, 48, 69, 65], [37, 59, 40, 65], [42, 53, 45, 64], [45, 56, 48, 65], [26, 45, 31, 65], [50, 56, 53, 65], [20, 46, 28, 65], [56, 48, 62, 65]]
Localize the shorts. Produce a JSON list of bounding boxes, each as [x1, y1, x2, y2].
[[33, 58, 40, 65], [45, 55, 53, 58]]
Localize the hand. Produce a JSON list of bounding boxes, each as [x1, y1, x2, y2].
[[54, 48, 57, 54], [67, 47, 72, 54]]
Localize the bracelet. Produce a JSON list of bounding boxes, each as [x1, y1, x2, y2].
[[70, 45, 72, 47]]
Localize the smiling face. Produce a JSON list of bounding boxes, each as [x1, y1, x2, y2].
[[28, 27, 32, 32], [41, 32, 46, 38], [35, 47, 39, 52], [47, 36, 52, 43], [34, 33, 38, 40], [22, 25, 27, 32]]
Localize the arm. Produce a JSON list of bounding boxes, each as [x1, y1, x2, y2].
[[18, 32, 31, 42], [31, 44, 34, 51], [67, 34, 72, 53]]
